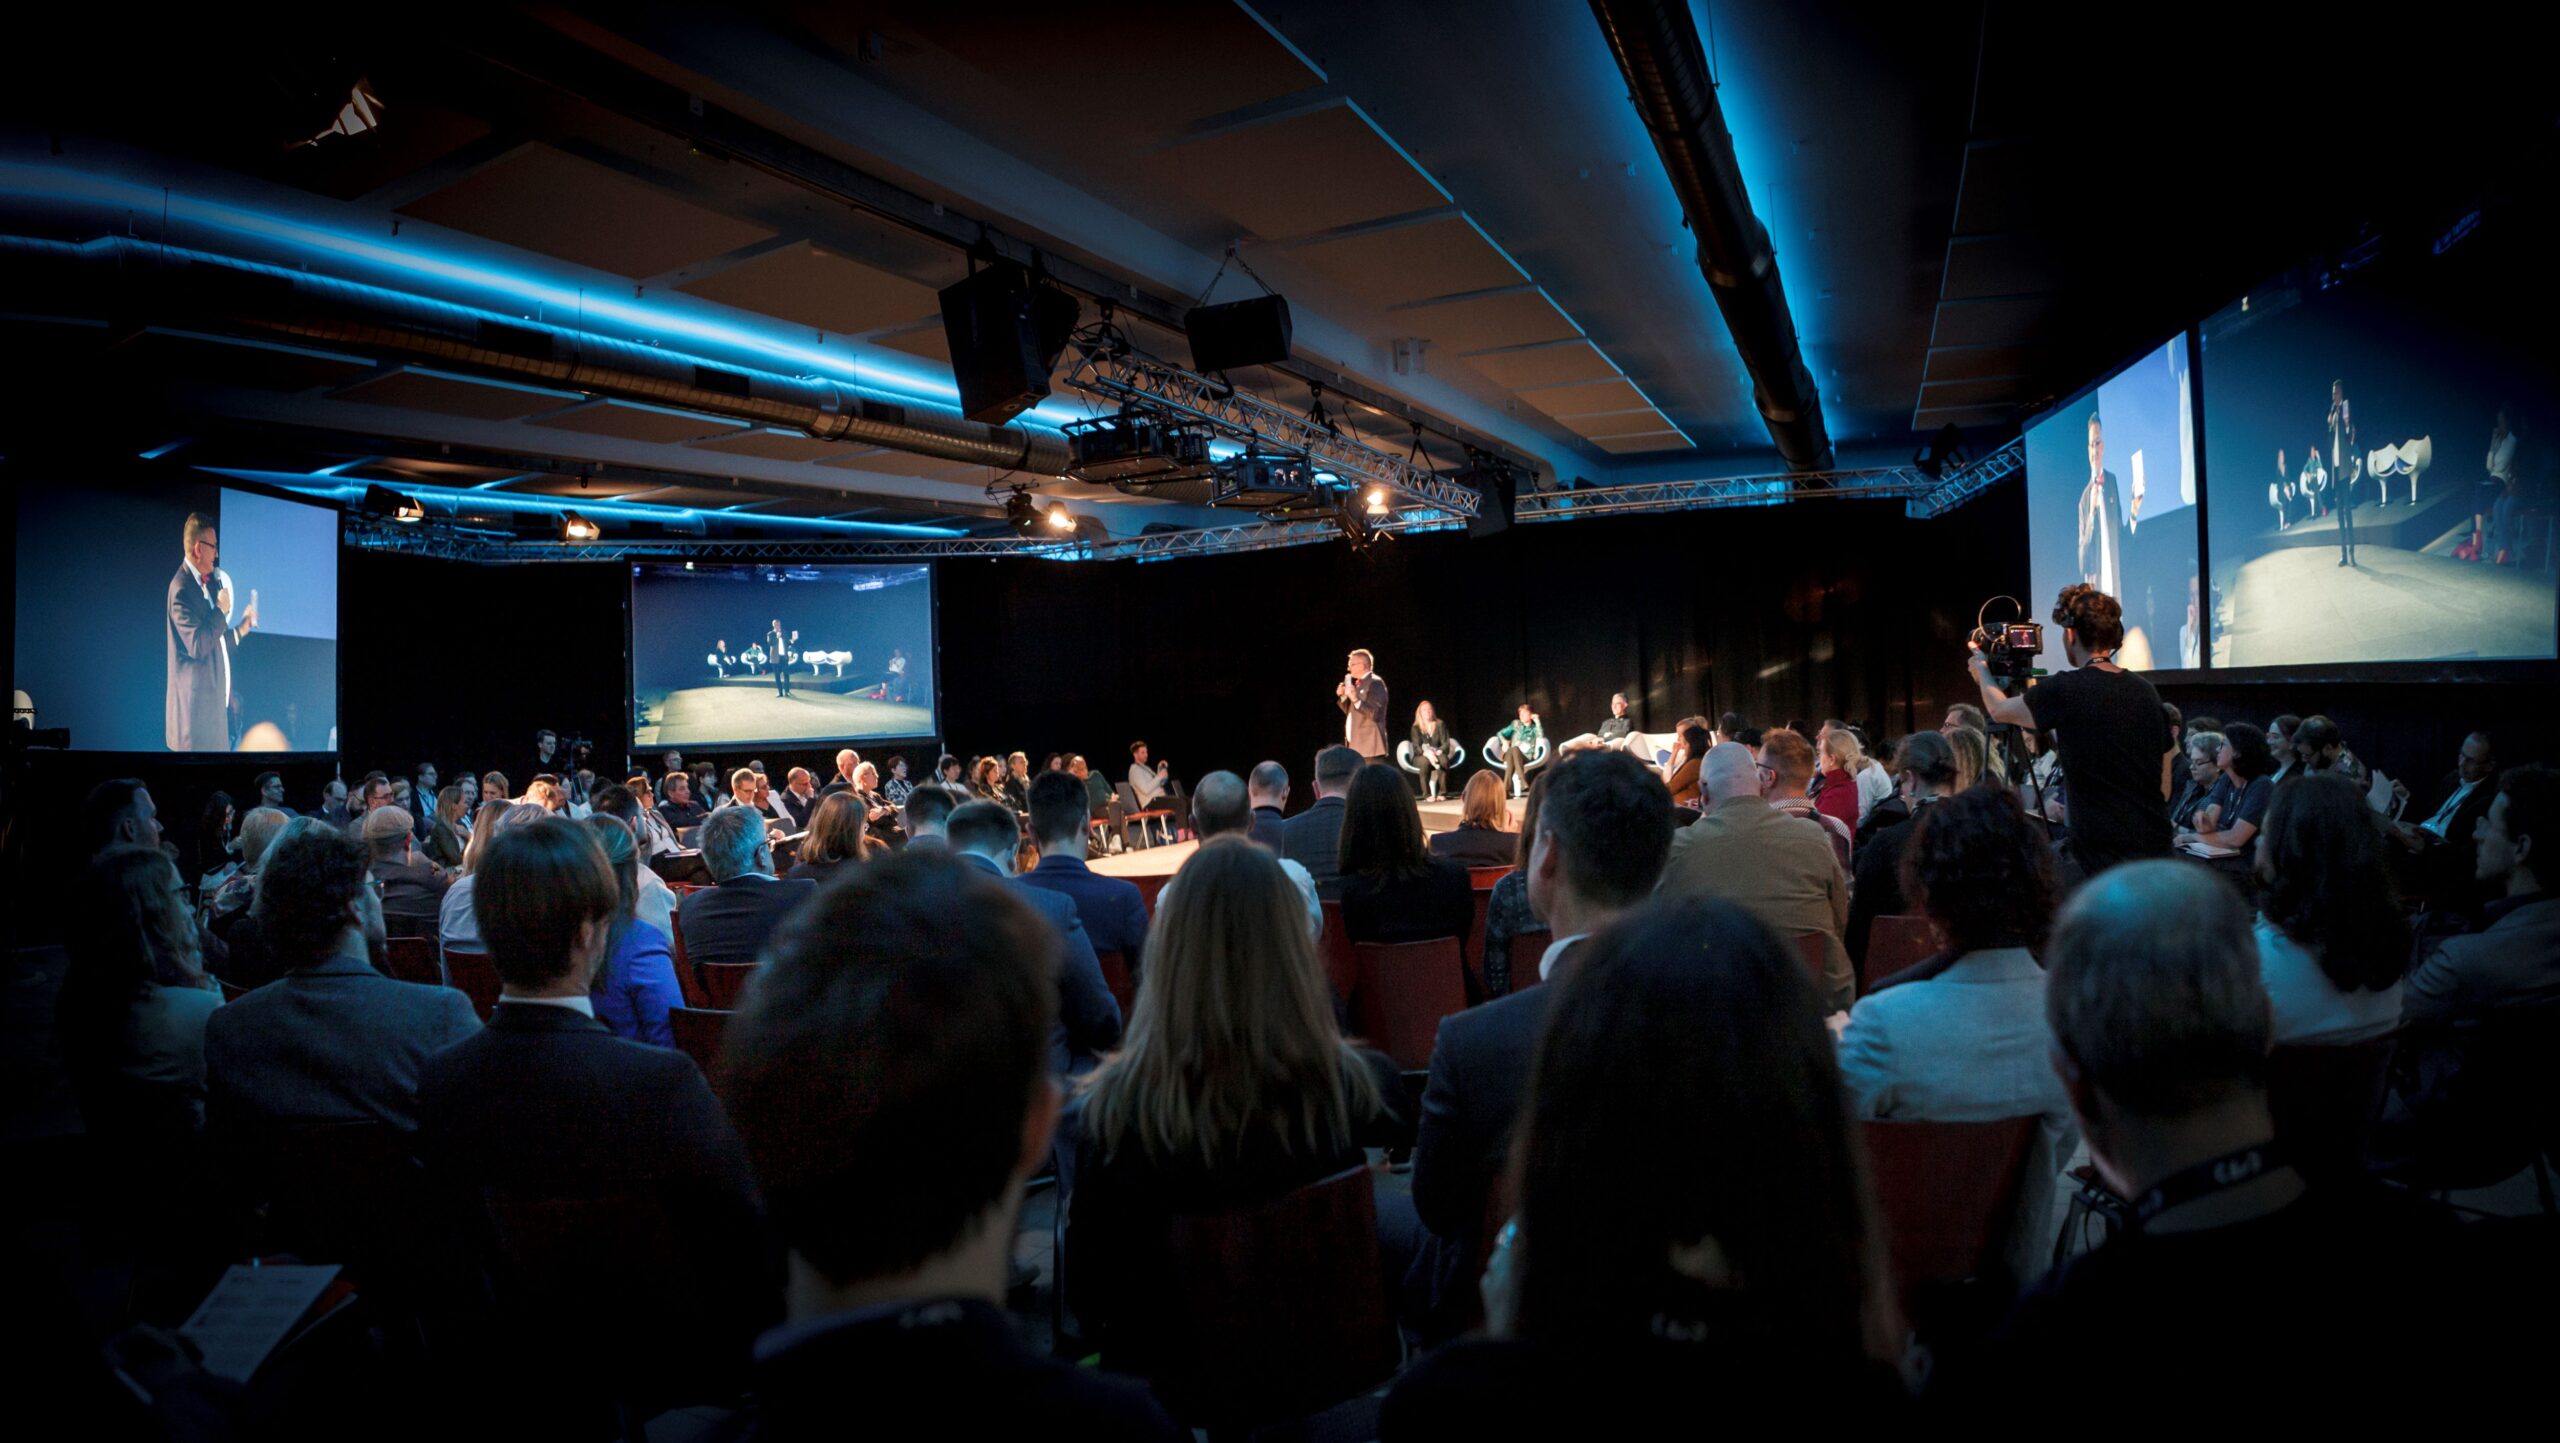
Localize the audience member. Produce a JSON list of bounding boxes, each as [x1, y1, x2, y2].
[[440, 804, 548, 953], [1246, 760, 1291, 851], [717, 852, 1181, 1439], [1002, 752, 1034, 815], [657, 771, 708, 833], [1851, 738, 1919, 854], [625, 775, 681, 859], [1845, 731, 1958, 975], [587, 783, 677, 937], [2292, 714, 2367, 786], [2383, 731, 2499, 916], [880, 754, 915, 808], [818, 748, 861, 800], [478, 771, 508, 806], [195, 790, 238, 893], [766, 767, 815, 835], [2251, 774, 2409, 1043], [418, 819, 772, 1406], [948, 801, 1122, 1075], [203, 804, 290, 930], [204, 826, 478, 1133], [1760, 729, 1853, 870], [251, 769, 293, 817], [1837, 786, 2074, 1279], [1811, 727, 1866, 836], [1281, 745, 1363, 899], [1339, 763, 1473, 951], [1715, 709, 1750, 748], [2168, 730, 2225, 831], [1477, 771, 1553, 998], [1659, 744, 1853, 1012], [422, 784, 469, 869], [1409, 751, 1670, 1334], [676, 807, 819, 970], [361, 806, 449, 934], [1427, 771, 1518, 868], [354, 773, 393, 820], [1165, 770, 1322, 939], [578, 815, 684, 1048], [1385, 896, 1901, 1435], [1067, 837, 1412, 1378], [1947, 726, 1990, 793], [902, 783, 960, 850], [2400, 764, 2556, 1023], [2174, 722, 2275, 856], [1019, 772, 1151, 976], [1661, 723, 1710, 806], [82, 778, 162, 860], [784, 792, 871, 887], [2265, 715, 2301, 783], [1984, 861, 2483, 1413], [60, 846, 225, 1148]]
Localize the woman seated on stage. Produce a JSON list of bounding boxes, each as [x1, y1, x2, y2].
[[1411, 701, 1457, 802], [1065, 837, 1413, 1377], [1478, 773, 1550, 998], [1662, 723, 1711, 807], [1339, 763, 1474, 950], [1429, 772, 1518, 868], [786, 792, 875, 887], [1495, 704, 1546, 799]]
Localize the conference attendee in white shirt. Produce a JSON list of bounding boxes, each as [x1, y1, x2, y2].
[[439, 803, 550, 952]]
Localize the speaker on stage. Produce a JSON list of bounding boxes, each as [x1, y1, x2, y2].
[[1184, 294, 1293, 374], [940, 260, 1079, 423]]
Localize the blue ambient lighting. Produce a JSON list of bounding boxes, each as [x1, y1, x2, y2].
[[200, 468, 968, 539]]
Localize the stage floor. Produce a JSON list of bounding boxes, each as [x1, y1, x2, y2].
[[1085, 791, 1526, 883], [2213, 544, 2555, 666], [636, 681, 933, 747]]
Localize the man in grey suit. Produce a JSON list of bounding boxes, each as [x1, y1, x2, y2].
[[949, 800, 1123, 1076], [1280, 746, 1363, 901], [1335, 648, 1390, 764], [676, 806, 818, 969], [166, 511, 259, 752], [204, 825, 479, 1135], [1657, 743, 1854, 1012]]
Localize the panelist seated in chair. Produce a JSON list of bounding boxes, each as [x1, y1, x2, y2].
[[1557, 692, 1641, 756], [1405, 702, 1459, 802], [1490, 706, 1549, 799]]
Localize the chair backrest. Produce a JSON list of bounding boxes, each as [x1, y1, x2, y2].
[[1788, 931, 1830, 991], [1352, 936, 1468, 1070], [1510, 927, 1554, 987], [2267, 1035, 2395, 1184], [1865, 913, 1938, 979], [1094, 948, 1138, 1020], [668, 910, 711, 1009], [1155, 1166, 1401, 1428], [1467, 865, 1515, 889], [1464, 870, 1511, 1001], [441, 947, 501, 1020], [1316, 899, 1357, 1008], [382, 934, 441, 986], [1861, 1115, 2039, 1301], [668, 1006, 731, 1079], [697, 961, 757, 1010]]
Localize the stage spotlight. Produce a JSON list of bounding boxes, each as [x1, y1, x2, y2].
[[1364, 485, 1389, 516], [1914, 423, 1969, 480], [360, 483, 424, 522], [1004, 490, 1041, 536], [1046, 502, 1075, 532], [560, 511, 601, 543]]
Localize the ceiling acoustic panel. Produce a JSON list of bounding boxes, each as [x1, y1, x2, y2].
[[684, 428, 863, 464], [1281, 212, 1526, 311], [1591, 430, 1693, 454], [1554, 407, 1674, 440], [331, 365, 582, 420], [397, 144, 775, 279], [675, 241, 946, 337], [1143, 101, 1449, 241], [1459, 339, 1622, 392], [1518, 376, 1651, 419], [1386, 286, 1581, 355], [524, 399, 747, 445]]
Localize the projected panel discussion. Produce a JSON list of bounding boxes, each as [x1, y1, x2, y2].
[[14, 474, 340, 754], [2022, 334, 2202, 672], [2202, 243, 2557, 668], [631, 563, 936, 750]]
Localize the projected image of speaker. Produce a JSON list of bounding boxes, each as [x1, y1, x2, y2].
[[939, 261, 1080, 424], [1184, 294, 1293, 374]]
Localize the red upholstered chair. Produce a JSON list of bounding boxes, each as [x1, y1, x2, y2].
[[1152, 1166, 1402, 1431], [1464, 865, 1513, 999], [1465, 865, 1515, 890], [2266, 1035, 2395, 1185], [696, 961, 757, 1011], [1094, 948, 1138, 1021], [668, 910, 712, 1010], [1864, 914, 1938, 980], [1353, 937, 1468, 1070], [1861, 1116, 2039, 1310], [668, 1007, 730, 1078], [1317, 900, 1358, 1009], [441, 946, 501, 1020], [382, 935, 441, 986], [1789, 931, 1830, 990], [1509, 927, 1554, 988]]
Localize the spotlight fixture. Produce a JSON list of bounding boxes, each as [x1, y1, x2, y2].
[[1336, 491, 1391, 553], [360, 482, 425, 522], [1045, 502, 1075, 532], [1004, 490, 1041, 536], [1364, 485, 1390, 516], [1914, 423, 1969, 481], [560, 511, 601, 543]]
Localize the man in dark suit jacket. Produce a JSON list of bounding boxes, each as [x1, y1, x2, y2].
[[1247, 760, 1291, 852], [773, 767, 819, 831], [1405, 751, 1670, 1336], [678, 807, 818, 968], [360, 806, 451, 933], [656, 772, 709, 836], [949, 801, 1122, 1075], [1282, 746, 1363, 900], [2388, 732, 2500, 917], [1336, 649, 1391, 763], [203, 826, 480, 1135], [1017, 773, 1150, 977], [765, 618, 794, 696], [166, 512, 258, 752], [419, 817, 776, 1410]]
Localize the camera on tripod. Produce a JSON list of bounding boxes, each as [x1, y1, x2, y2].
[[1970, 596, 2044, 689]]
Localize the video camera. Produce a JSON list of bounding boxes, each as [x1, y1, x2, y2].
[[1970, 596, 2044, 690]]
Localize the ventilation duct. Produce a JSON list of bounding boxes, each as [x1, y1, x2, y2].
[[0, 234, 1070, 476], [1589, 0, 1834, 471]]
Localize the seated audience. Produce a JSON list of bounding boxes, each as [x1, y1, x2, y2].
[[949, 801, 1122, 1075], [522, 775, 566, 815], [1845, 731, 1958, 976], [1947, 725, 1991, 793], [1851, 740, 1918, 854], [1812, 727, 1866, 836], [581, 815, 684, 1048], [417, 819, 772, 1405], [676, 806, 819, 969], [880, 754, 916, 808], [848, 761, 901, 847], [1760, 728, 1853, 870], [656, 771, 708, 832], [1661, 723, 1710, 807], [717, 852, 1182, 1439], [1002, 752, 1034, 815], [479, 771, 509, 806], [2401, 764, 2557, 1023], [1246, 760, 1290, 851], [422, 784, 470, 869], [1019, 771, 1152, 974], [2384, 731, 2499, 916], [2265, 715, 2301, 783], [195, 791, 238, 895], [1067, 837, 1412, 1378], [1281, 745, 1363, 899], [625, 775, 681, 859], [692, 762, 727, 809], [1477, 772, 1553, 999], [203, 804, 291, 930], [938, 754, 971, 793], [1339, 763, 1474, 949], [204, 826, 479, 1133], [2252, 774, 2410, 1043], [784, 792, 871, 887], [818, 749, 861, 800], [2174, 722, 2275, 856], [902, 782, 960, 850], [361, 806, 449, 933], [2168, 730, 2225, 832], [1661, 744, 1853, 1012], [1409, 751, 1670, 1335], [773, 766, 819, 831], [1427, 771, 1519, 868], [60, 846, 226, 1150], [1384, 896, 1902, 1435], [83, 777, 163, 859], [587, 784, 677, 936], [1714, 709, 1750, 749], [1163, 770, 1322, 940], [439, 803, 548, 953], [2292, 714, 2367, 785], [1836, 785, 2075, 1280], [1983, 860, 2486, 1412]]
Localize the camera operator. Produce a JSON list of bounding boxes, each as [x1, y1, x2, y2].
[[1967, 584, 2175, 881]]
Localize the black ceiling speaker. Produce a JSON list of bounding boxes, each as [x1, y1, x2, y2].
[[1184, 293, 1292, 374], [940, 260, 1079, 424], [1463, 458, 1518, 540]]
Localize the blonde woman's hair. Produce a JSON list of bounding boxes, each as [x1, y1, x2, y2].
[[1820, 727, 1867, 775], [1414, 700, 1437, 724], [1459, 769, 1511, 831], [462, 799, 513, 874], [1079, 837, 1382, 1169], [1948, 727, 1989, 793]]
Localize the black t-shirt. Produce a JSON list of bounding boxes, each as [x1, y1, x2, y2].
[[2022, 664, 2170, 872]]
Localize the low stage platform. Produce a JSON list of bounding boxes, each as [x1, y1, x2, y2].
[[636, 678, 933, 748], [2215, 539, 2556, 666], [1085, 790, 1527, 912]]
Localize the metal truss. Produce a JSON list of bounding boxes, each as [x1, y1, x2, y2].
[[1512, 435, 2025, 524], [1904, 436, 2026, 518], [1060, 345, 1483, 517]]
